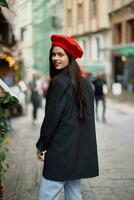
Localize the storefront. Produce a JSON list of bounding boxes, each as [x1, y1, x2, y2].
[[113, 46, 134, 92], [0, 51, 20, 86], [0, 9, 23, 86]]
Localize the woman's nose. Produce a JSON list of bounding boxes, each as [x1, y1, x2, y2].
[[53, 55, 59, 60]]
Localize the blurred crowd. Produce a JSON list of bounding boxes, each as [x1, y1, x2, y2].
[[28, 74, 50, 124], [0, 68, 109, 127], [0, 73, 50, 129]]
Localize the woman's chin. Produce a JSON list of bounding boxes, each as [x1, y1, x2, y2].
[[55, 66, 62, 70]]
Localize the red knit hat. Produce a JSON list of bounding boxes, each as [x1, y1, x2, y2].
[[51, 34, 83, 59]]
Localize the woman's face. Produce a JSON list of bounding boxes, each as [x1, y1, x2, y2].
[[51, 46, 69, 70]]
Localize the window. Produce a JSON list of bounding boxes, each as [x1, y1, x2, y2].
[[91, 0, 96, 17], [127, 19, 134, 43], [51, 2, 63, 29], [77, 3, 83, 25], [67, 9, 72, 27], [114, 23, 122, 44], [52, 16, 62, 29], [96, 37, 100, 58], [21, 27, 26, 41], [83, 40, 87, 56]]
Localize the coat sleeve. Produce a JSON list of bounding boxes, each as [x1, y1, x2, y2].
[[36, 79, 69, 152]]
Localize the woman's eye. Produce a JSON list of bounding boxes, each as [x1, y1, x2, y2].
[[52, 53, 64, 57], [58, 53, 64, 57], [52, 53, 56, 57]]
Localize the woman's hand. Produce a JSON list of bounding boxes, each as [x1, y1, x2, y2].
[[37, 150, 44, 161]]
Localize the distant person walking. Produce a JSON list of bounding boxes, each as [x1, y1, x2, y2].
[[92, 72, 107, 122], [29, 74, 41, 124], [36, 34, 99, 200]]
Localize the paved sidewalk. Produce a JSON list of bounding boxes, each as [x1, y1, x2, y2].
[[107, 98, 134, 115], [3, 100, 134, 200]]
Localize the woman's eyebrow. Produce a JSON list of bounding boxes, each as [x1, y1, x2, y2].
[[52, 51, 64, 54]]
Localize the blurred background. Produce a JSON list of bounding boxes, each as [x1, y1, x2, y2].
[[0, 0, 134, 200], [0, 0, 134, 97]]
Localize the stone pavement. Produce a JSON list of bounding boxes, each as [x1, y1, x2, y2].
[[107, 98, 134, 116], [3, 98, 134, 200]]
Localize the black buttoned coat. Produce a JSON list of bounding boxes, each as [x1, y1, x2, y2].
[[36, 69, 99, 181]]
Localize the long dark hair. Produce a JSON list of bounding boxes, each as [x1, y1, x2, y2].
[[49, 46, 87, 119]]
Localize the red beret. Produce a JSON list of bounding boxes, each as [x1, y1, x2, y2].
[[51, 34, 83, 59]]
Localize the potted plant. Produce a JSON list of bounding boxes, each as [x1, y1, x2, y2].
[[0, 91, 18, 199]]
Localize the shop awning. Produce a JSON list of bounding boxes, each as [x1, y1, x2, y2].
[[82, 65, 104, 72], [118, 47, 134, 56], [99, 43, 134, 56]]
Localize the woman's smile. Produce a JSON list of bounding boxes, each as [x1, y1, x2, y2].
[[52, 46, 69, 69]]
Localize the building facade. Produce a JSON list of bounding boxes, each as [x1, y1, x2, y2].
[[5, 0, 63, 80], [32, 0, 63, 75], [8, 0, 33, 81], [0, 6, 21, 85], [109, 0, 134, 92], [63, 0, 112, 85]]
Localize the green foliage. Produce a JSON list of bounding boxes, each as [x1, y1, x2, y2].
[[0, 0, 9, 8], [0, 152, 5, 162], [0, 92, 18, 178], [0, 92, 18, 107]]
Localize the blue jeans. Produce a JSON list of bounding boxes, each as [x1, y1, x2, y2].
[[39, 177, 83, 200]]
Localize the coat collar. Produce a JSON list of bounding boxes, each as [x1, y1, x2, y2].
[[52, 67, 69, 78]]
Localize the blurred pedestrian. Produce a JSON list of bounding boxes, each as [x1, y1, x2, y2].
[[29, 74, 41, 124], [92, 72, 107, 122], [36, 34, 99, 200], [41, 76, 50, 99]]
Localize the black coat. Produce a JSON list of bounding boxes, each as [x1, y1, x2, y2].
[[36, 69, 99, 181]]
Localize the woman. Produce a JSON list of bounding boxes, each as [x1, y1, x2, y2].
[[36, 34, 99, 200]]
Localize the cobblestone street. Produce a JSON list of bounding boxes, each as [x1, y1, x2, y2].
[[3, 99, 134, 200]]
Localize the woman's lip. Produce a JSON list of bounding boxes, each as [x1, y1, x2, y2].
[[54, 63, 60, 66]]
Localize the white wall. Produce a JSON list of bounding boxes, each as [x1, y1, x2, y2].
[[77, 30, 112, 86], [11, 0, 33, 81]]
